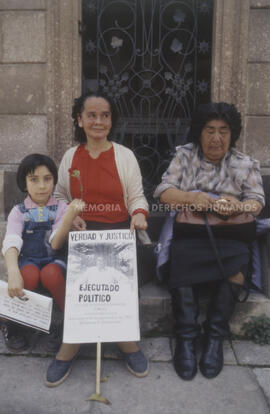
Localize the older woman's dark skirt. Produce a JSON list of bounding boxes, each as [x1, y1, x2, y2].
[[169, 221, 256, 289]]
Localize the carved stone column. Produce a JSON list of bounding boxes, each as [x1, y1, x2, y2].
[[211, 0, 250, 151], [46, 0, 81, 163]]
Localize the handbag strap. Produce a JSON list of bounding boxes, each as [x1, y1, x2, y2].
[[202, 213, 249, 303]]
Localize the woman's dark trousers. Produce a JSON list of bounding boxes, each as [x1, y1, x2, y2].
[[199, 280, 241, 378], [170, 286, 200, 380]]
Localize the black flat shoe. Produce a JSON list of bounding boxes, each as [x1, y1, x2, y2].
[[1, 322, 29, 353], [199, 337, 223, 379], [174, 340, 197, 380]]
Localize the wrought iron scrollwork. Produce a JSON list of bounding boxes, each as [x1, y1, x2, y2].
[[82, 0, 213, 204]]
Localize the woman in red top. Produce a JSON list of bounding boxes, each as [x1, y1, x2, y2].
[[46, 91, 149, 387]]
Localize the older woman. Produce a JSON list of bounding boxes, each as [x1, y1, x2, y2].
[[45, 91, 149, 387], [154, 102, 265, 380]]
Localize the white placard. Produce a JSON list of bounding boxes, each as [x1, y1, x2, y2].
[[63, 230, 140, 343], [0, 280, 53, 333]]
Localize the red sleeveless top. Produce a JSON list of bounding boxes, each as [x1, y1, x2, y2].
[[69, 145, 129, 223]]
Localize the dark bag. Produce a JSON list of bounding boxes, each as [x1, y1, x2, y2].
[[175, 209, 255, 226]]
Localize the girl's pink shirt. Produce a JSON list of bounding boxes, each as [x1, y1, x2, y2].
[[2, 195, 67, 255]]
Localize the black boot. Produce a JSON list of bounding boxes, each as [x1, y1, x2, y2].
[[171, 286, 200, 380], [200, 281, 241, 379]]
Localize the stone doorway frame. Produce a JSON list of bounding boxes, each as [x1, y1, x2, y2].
[[46, 0, 250, 162], [212, 0, 250, 153], [46, 0, 82, 163]]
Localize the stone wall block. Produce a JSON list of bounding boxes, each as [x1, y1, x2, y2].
[[0, 64, 46, 114], [248, 64, 270, 115], [0, 0, 46, 10], [246, 117, 270, 164], [1, 12, 46, 62], [0, 115, 47, 164], [3, 171, 24, 219], [249, 10, 270, 62]]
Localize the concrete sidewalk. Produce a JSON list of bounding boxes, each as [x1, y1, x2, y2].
[[1, 335, 270, 414]]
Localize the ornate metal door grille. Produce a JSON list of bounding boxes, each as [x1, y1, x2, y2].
[[81, 0, 213, 204]]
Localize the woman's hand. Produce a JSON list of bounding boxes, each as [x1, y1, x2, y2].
[[214, 195, 262, 217], [130, 213, 148, 233], [213, 195, 243, 217], [191, 192, 216, 211], [8, 267, 24, 298]]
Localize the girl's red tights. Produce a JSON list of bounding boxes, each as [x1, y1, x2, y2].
[[20, 264, 65, 311]]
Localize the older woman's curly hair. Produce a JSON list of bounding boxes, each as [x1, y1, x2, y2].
[[187, 102, 242, 148], [72, 90, 118, 143]]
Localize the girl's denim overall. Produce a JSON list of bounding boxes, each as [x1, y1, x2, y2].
[[18, 202, 65, 270]]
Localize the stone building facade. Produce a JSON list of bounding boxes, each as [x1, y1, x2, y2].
[[0, 0, 269, 167], [0, 0, 270, 294], [0, 0, 269, 217]]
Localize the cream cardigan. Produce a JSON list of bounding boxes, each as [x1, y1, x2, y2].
[[54, 142, 151, 244]]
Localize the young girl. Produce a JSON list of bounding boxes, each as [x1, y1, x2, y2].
[[1, 154, 84, 352]]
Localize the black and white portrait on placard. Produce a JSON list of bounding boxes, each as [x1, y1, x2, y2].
[[68, 240, 135, 287]]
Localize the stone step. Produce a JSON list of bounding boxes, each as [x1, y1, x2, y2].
[[139, 281, 270, 336], [0, 274, 269, 338], [1, 204, 270, 339], [0, 276, 270, 358], [1, 280, 269, 359]]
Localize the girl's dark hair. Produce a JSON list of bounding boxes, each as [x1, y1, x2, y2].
[[187, 102, 242, 148], [17, 153, 58, 192], [72, 90, 118, 143]]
